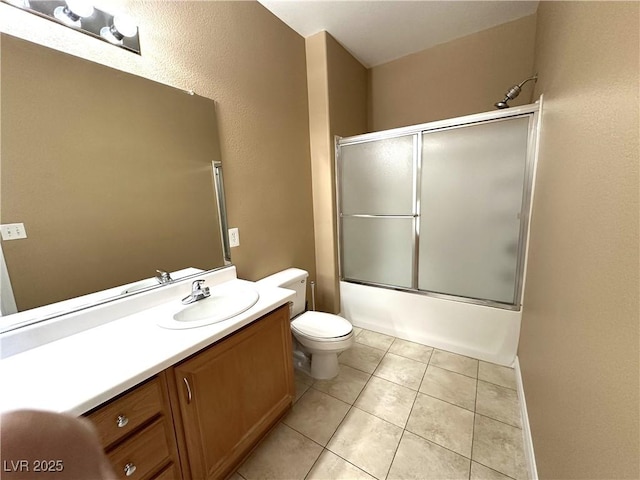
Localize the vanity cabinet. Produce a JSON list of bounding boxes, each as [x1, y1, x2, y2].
[[85, 376, 181, 480], [84, 304, 294, 480], [169, 304, 295, 480]]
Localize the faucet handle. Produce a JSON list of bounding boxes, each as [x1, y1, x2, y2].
[[156, 269, 173, 284], [182, 279, 210, 305]]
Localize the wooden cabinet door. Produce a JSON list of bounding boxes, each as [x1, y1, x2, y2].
[[172, 305, 294, 480]]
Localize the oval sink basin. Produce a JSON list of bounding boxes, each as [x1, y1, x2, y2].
[[158, 286, 260, 330]]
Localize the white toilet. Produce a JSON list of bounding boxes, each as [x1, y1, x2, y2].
[[257, 268, 354, 380]]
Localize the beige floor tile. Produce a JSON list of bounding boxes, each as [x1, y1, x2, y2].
[[241, 330, 528, 480], [355, 376, 417, 428], [312, 364, 370, 404], [339, 342, 385, 374], [387, 431, 471, 480], [430, 349, 479, 378], [388, 338, 433, 364], [406, 393, 474, 458], [327, 408, 403, 479], [420, 365, 477, 411], [356, 329, 395, 351], [306, 450, 376, 480], [478, 362, 517, 390], [476, 381, 522, 428], [470, 461, 515, 480], [472, 415, 527, 480], [295, 368, 314, 386], [373, 352, 427, 390], [283, 388, 350, 445], [294, 378, 311, 404], [237, 423, 322, 480]]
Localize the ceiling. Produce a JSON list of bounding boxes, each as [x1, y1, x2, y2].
[[258, 1, 539, 68]]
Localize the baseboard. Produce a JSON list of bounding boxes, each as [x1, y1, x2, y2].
[[514, 356, 538, 480]]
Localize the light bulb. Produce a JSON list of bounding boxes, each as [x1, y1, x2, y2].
[[66, 0, 94, 17], [100, 15, 137, 44], [113, 15, 137, 38], [53, 1, 94, 27], [6, 0, 31, 8]]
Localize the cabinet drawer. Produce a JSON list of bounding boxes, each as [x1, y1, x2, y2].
[[152, 463, 179, 480], [88, 378, 164, 448], [108, 418, 171, 480]]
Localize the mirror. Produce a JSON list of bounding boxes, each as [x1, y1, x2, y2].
[[0, 34, 230, 332]]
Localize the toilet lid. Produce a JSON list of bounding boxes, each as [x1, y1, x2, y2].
[[291, 312, 353, 339]]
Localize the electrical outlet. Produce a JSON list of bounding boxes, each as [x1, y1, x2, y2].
[[1, 223, 27, 241], [228, 228, 240, 248]]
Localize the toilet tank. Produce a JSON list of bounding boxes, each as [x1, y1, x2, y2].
[[256, 268, 308, 318]]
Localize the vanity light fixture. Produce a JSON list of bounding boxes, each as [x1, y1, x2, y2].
[[1, 0, 141, 54]]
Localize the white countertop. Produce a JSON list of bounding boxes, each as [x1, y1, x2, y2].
[[0, 267, 204, 334], [0, 275, 295, 416]]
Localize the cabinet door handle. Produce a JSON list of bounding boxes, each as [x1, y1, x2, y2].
[[183, 377, 192, 404], [116, 415, 129, 428], [123, 462, 137, 477]]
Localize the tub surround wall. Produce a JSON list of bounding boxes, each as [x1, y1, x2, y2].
[[306, 31, 368, 313], [0, 1, 316, 286], [368, 13, 537, 131], [519, 2, 640, 478], [341, 282, 521, 366]]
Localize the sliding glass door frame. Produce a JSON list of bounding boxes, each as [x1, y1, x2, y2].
[[336, 102, 541, 311]]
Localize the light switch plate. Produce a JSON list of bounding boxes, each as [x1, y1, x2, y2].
[[1, 223, 27, 240], [228, 228, 240, 248]]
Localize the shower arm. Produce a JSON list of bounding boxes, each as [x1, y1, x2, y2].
[[495, 74, 538, 109], [507, 74, 538, 100]]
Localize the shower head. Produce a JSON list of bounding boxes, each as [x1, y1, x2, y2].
[[495, 74, 538, 109]]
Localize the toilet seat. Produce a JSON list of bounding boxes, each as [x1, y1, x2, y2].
[[291, 311, 353, 340]]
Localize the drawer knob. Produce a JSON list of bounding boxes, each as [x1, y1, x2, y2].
[[116, 415, 129, 428], [123, 462, 137, 477]]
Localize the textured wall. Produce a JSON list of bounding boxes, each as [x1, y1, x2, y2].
[[368, 14, 537, 131], [0, 1, 315, 288], [306, 32, 367, 312], [519, 2, 639, 478]]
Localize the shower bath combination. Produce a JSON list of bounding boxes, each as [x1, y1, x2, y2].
[[335, 99, 543, 364], [495, 74, 538, 109]]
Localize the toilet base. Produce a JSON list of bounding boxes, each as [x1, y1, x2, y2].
[[292, 331, 353, 380], [310, 352, 339, 380]]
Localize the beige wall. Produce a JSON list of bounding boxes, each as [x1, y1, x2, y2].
[[368, 14, 537, 131], [306, 32, 367, 312], [0, 2, 315, 292], [519, 2, 639, 478]]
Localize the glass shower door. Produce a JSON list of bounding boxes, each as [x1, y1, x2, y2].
[[418, 117, 531, 304], [340, 135, 416, 288]]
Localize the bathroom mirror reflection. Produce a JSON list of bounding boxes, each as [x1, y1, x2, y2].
[[0, 34, 229, 330]]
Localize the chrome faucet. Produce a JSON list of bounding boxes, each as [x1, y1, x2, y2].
[[155, 269, 173, 284], [182, 280, 210, 305]]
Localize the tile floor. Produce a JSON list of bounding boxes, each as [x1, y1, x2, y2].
[[233, 328, 527, 480]]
